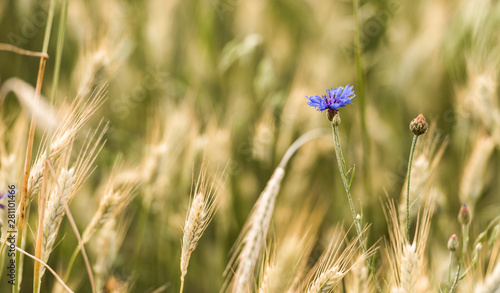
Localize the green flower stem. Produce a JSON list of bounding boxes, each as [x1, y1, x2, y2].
[[447, 251, 454, 291], [406, 135, 418, 242], [331, 123, 382, 293], [449, 224, 469, 293]]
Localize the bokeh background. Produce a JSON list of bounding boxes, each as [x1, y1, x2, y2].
[[1, 0, 500, 292]]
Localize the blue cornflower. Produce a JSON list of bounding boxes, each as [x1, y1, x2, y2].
[[306, 84, 355, 112]]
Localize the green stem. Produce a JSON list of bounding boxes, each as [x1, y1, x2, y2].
[[352, 0, 371, 194], [331, 123, 382, 293], [64, 247, 81, 282], [406, 135, 418, 242], [50, 0, 68, 105], [447, 251, 454, 291], [449, 224, 469, 293]]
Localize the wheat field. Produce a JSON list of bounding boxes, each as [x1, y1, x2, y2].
[[0, 0, 500, 292]]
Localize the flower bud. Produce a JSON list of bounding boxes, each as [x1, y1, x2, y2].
[[409, 114, 428, 136], [327, 109, 339, 124], [458, 204, 470, 225], [332, 113, 341, 126], [447, 234, 459, 252]]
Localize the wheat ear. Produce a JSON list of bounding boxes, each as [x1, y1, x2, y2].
[[224, 130, 323, 292], [93, 218, 129, 291], [347, 254, 371, 293], [385, 196, 433, 293], [307, 266, 343, 293], [401, 243, 418, 293], [179, 164, 224, 293], [27, 85, 107, 202], [40, 167, 76, 277], [39, 126, 107, 280], [303, 227, 362, 293], [258, 201, 325, 293]]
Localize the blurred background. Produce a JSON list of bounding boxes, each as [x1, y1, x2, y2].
[[1, 0, 500, 292]]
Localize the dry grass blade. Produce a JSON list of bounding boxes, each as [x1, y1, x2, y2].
[[0, 43, 49, 58]]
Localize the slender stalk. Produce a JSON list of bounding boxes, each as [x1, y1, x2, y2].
[[447, 251, 454, 291], [331, 123, 382, 293], [0, 238, 74, 293], [449, 224, 469, 293], [15, 1, 56, 292], [406, 135, 418, 242], [352, 0, 371, 193], [16, 58, 48, 293], [50, 0, 68, 105], [63, 247, 81, 282], [180, 277, 185, 293]]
